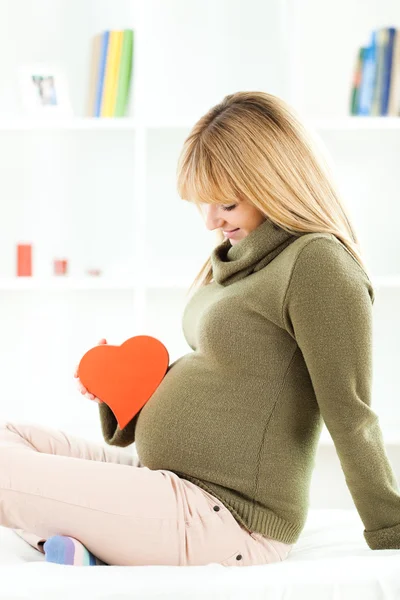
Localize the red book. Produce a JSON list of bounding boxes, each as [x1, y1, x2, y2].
[[17, 243, 32, 276]]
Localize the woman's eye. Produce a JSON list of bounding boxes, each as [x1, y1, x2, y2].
[[221, 204, 237, 211]]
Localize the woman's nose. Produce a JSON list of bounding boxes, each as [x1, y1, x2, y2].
[[203, 205, 224, 231]]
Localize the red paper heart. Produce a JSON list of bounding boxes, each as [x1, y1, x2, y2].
[[78, 335, 169, 429]]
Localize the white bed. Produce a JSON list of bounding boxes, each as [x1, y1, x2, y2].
[[1, 509, 400, 600]]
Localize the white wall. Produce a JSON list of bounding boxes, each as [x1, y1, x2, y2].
[[0, 0, 399, 511]]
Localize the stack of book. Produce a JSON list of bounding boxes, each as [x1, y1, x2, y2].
[[351, 27, 400, 116], [86, 29, 134, 118]]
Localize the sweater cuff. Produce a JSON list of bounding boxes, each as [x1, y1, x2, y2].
[[98, 402, 138, 447], [364, 522, 400, 549]]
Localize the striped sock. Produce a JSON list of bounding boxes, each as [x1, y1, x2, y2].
[[43, 535, 106, 566]]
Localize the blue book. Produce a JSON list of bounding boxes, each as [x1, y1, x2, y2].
[[358, 30, 377, 115], [95, 30, 110, 118], [381, 27, 396, 115]]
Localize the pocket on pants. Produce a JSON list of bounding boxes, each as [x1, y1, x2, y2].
[[250, 531, 291, 562], [220, 549, 244, 567], [197, 488, 230, 514]]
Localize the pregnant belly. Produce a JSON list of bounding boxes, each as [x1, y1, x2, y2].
[[134, 352, 247, 474]]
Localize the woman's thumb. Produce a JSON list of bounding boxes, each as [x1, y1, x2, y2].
[[99, 338, 107, 345]]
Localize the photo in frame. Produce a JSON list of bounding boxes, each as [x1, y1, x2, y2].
[[18, 64, 74, 116]]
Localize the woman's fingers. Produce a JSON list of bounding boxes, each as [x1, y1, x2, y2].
[[87, 393, 102, 403], [75, 339, 106, 378], [75, 340, 107, 401], [77, 377, 101, 402]]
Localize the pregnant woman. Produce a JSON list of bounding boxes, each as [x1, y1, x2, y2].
[[2, 91, 400, 567]]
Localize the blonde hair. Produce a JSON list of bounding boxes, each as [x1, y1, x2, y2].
[[176, 91, 372, 297]]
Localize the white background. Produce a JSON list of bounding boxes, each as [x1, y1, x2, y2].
[[0, 0, 399, 509]]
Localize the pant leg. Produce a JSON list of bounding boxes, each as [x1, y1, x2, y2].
[[0, 420, 139, 465], [7, 420, 141, 554], [0, 421, 151, 564], [0, 421, 292, 566]]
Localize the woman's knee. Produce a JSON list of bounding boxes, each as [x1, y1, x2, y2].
[[0, 422, 36, 452]]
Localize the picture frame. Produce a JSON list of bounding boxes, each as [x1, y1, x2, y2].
[[18, 64, 74, 117]]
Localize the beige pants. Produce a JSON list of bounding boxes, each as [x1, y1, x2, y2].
[[0, 421, 293, 566]]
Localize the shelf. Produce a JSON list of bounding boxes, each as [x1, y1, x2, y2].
[[0, 117, 139, 131], [0, 277, 140, 290], [0, 274, 397, 291], [0, 116, 399, 132], [308, 116, 400, 131], [144, 274, 194, 288], [0, 276, 193, 290], [0, 117, 193, 131]]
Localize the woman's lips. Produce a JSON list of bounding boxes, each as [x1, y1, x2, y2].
[[223, 228, 240, 239]]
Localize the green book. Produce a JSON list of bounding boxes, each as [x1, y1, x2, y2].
[[114, 29, 134, 117], [350, 47, 364, 115]]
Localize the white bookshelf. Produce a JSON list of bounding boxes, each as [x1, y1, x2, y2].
[[0, 118, 138, 131], [0, 0, 399, 454], [0, 275, 193, 290], [311, 116, 400, 130], [0, 273, 399, 291], [2, 115, 400, 131]]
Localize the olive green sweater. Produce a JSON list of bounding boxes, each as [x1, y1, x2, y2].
[[99, 217, 400, 550]]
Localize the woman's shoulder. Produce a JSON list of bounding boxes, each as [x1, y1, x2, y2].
[[291, 230, 343, 253], [289, 231, 360, 271], [286, 231, 375, 303]]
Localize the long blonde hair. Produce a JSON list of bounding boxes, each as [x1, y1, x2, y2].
[[176, 91, 371, 297]]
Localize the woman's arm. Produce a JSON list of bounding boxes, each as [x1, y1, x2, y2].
[[283, 235, 400, 550], [98, 362, 175, 447], [98, 402, 141, 447]]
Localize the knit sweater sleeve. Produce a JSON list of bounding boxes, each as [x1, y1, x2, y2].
[[283, 236, 400, 550], [98, 402, 141, 447], [97, 362, 174, 447]]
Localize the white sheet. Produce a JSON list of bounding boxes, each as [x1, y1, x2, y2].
[[1, 509, 400, 600]]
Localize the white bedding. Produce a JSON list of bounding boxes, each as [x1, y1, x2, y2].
[[1, 509, 400, 600]]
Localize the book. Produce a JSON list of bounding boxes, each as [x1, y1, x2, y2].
[[350, 47, 364, 115], [101, 30, 124, 117], [86, 33, 102, 117], [358, 30, 377, 115], [388, 28, 400, 116], [381, 27, 396, 115], [115, 29, 134, 117], [95, 31, 110, 118], [371, 28, 388, 115]]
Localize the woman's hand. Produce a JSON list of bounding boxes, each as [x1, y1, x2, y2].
[[73, 338, 107, 403]]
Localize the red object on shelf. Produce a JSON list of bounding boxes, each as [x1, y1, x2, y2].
[[86, 268, 102, 276], [17, 243, 32, 276], [54, 259, 68, 275]]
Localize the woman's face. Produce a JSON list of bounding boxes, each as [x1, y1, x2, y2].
[[200, 200, 266, 245]]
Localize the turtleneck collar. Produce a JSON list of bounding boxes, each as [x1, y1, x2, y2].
[[210, 217, 300, 286]]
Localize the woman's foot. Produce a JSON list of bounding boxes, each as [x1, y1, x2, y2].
[[43, 535, 106, 566]]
